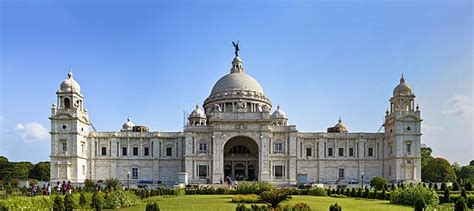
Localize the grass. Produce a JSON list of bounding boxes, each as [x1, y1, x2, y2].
[[140, 195, 413, 211]]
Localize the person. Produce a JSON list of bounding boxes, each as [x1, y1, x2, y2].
[[31, 184, 37, 196], [219, 177, 223, 184], [61, 181, 66, 195], [47, 183, 52, 195], [42, 184, 46, 195], [67, 181, 72, 194], [56, 181, 61, 194]]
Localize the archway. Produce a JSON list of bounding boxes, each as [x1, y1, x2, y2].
[[223, 136, 258, 181]]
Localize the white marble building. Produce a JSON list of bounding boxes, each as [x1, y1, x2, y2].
[[50, 50, 422, 186]]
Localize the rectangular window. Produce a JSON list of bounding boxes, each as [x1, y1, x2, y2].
[[349, 148, 354, 157], [199, 143, 208, 153], [132, 168, 138, 179], [133, 147, 139, 156], [406, 143, 411, 154], [81, 143, 85, 154], [390, 145, 393, 155], [101, 147, 107, 156], [122, 147, 127, 156], [82, 165, 86, 175], [338, 169, 345, 180], [166, 147, 172, 156], [274, 143, 283, 153], [144, 147, 149, 156], [389, 166, 392, 176], [198, 165, 208, 179], [328, 148, 333, 157], [274, 165, 283, 179], [368, 147, 373, 157], [62, 141, 67, 152], [338, 148, 344, 156], [306, 148, 312, 157]]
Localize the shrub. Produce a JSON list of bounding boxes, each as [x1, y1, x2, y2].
[[79, 192, 87, 207], [146, 202, 160, 211], [329, 203, 342, 211], [434, 183, 439, 190], [102, 190, 140, 209], [63, 193, 77, 210], [231, 194, 260, 203], [461, 189, 467, 199], [454, 196, 468, 211], [0, 196, 54, 210], [293, 202, 310, 210], [443, 188, 450, 203], [91, 191, 102, 211], [84, 179, 96, 192], [357, 188, 362, 197], [233, 181, 273, 195], [453, 182, 460, 191], [330, 194, 347, 198], [105, 178, 122, 191], [308, 187, 327, 196], [259, 188, 290, 208], [389, 185, 439, 207], [370, 177, 388, 191], [54, 195, 64, 211], [414, 198, 426, 211], [441, 183, 447, 191], [364, 188, 370, 198], [350, 188, 356, 197], [465, 181, 472, 191]]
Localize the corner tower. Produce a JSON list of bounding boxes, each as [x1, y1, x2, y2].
[[50, 70, 90, 183], [384, 75, 422, 183]]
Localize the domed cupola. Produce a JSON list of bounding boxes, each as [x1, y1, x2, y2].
[[121, 117, 135, 131], [188, 105, 207, 126], [272, 105, 288, 126], [327, 117, 348, 133], [59, 70, 81, 94], [204, 43, 272, 114], [393, 75, 413, 96]]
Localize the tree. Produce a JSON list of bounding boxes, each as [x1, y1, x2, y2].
[[11, 162, 33, 180], [453, 182, 459, 191], [452, 162, 462, 177], [54, 195, 64, 211], [421, 145, 434, 170], [470, 160, 474, 166], [370, 177, 387, 191], [259, 188, 290, 208], [458, 165, 474, 182], [91, 191, 102, 211], [329, 203, 342, 211], [422, 158, 456, 182], [64, 193, 76, 211], [79, 193, 87, 208], [454, 197, 468, 211], [443, 188, 450, 203], [29, 162, 50, 181]]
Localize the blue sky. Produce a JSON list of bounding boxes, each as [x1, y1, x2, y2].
[[0, 0, 472, 164]]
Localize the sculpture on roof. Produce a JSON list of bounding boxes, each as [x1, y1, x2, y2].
[[232, 41, 240, 57]]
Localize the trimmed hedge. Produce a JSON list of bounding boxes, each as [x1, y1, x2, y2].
[[390, 186, 439, 207], [231, 194, 260, 203]]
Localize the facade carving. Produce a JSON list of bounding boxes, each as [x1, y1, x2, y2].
[[50, 52, 422, 186]]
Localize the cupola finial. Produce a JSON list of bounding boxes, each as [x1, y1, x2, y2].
[[67, 68, 73, 79], [400, 74, 405, 83]]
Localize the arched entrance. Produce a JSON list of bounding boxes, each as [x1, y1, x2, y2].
[[223, 136, 258, 181]]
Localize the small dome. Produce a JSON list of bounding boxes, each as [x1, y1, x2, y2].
[[122, 118, 135, 131], [59, 70, 81, 93], [393, 75, 412, 96], [189, 105, 206, 118], [334, 118, 348, 132], [272, 105, 288, 119]]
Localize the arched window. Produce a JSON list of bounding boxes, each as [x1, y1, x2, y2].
[[64, 98, 71, 109], [229, 145, 251, 154]]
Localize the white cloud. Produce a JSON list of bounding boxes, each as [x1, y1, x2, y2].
[[14, 122, 49, 142], [441, 95, 473, 118]]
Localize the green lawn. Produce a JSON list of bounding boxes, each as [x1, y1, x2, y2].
[[139, 195, 412, 211]]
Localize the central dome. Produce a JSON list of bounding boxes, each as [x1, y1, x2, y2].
[[203, 55, 272, 113], [211, 72, 264, 95], [210, 56, 264, 95]]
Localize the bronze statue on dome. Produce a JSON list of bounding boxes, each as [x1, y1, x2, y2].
[[232, 41, 240, 57]]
